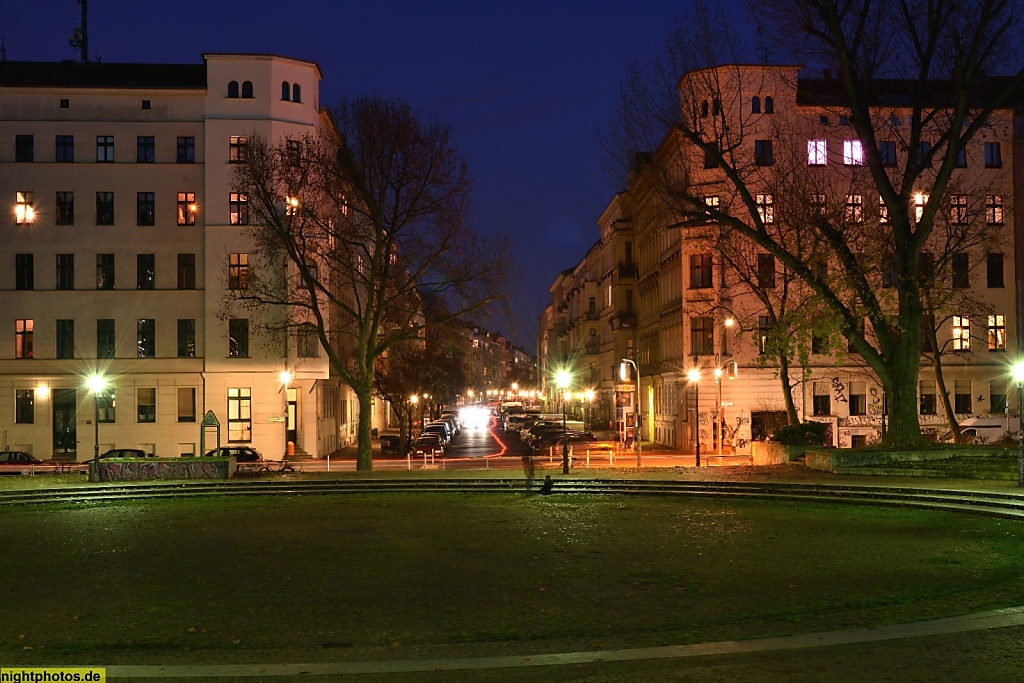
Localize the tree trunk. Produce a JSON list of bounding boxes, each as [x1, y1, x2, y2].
[[777, 353, 800, 426], [356, 387, 374, 471], [880, 346, 923, 447], [932, 353, 961, 443]]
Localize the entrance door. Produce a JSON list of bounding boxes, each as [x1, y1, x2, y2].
[[286, 388, 298, 448], [52, 388, 77, 460]]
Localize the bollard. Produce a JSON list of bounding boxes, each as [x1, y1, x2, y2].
[[586, 449, 590, 468], [327, 455, 331, 472], [610, 448, 614, 468], [549, 446, 554, 463], [408, 452, 412, 470]]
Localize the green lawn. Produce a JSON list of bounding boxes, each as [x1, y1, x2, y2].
[[2, 493, 1023, 668]]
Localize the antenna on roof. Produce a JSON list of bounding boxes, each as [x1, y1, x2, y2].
[[68, 0, 89, 63]]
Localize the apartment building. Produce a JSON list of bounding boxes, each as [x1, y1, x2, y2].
[[0, 55, 358, 461]]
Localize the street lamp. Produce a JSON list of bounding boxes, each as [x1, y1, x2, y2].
[[86, 374, 107, 472], [1012, 362, 1024, 487], [584, 389, 595, 431], [409, 394, 419, 447], [555, 369, 571, 474], [688, 367, 702, 467]]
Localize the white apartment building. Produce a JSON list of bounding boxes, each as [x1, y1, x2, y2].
[[0, 55, 359, 461]]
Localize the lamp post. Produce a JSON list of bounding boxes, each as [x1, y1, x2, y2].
[[620, 358, 642, 467], [688, 367, 701, 467], [86, 374, 107, 472], [584, 389, 595, 431], [1012, 363, 1024, 487], [556, 369, 571, 474], [409, 394, 419, 450], [279, 370, 292, 462]]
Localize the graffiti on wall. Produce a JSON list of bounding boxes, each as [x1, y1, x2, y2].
[[99, 459, 229, 482]]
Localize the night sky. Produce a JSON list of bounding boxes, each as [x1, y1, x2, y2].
[[4, 1, 732, 351]]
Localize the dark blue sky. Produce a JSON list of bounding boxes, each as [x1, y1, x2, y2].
[[5, 1, 695, 350]]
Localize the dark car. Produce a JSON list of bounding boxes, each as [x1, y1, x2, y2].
[[99, 448, 151, 459], [531, 431, 597, 452], [412, 434, 445, 457], [204, 446, 262, 463], [0, 451, 42, 473], [422, 423, 451, 446]]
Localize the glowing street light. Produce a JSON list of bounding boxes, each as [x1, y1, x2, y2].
[[1012, 362, 1024, 487], [555, 369, 572, 474], [86, 373, 108, 476]]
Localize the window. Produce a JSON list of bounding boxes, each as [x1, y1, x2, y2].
[[810, 193, 827, 216], [988, 314, 1006, 351], [96, 192, 114, 225], [954, 147, 967, 168], [229, 136, 248, 163], [986, 195, 1003, 224], [751, 96, 760, 113], [952, 252, 969, 288], [56, 135, 74, 162], [229, 253, 249, 289], [15, 319, 33, 359], [227, 80, 239, 98], [950, 195, 968, 224], [919, 141, 932, 166], [15, 389, 34, 424], [287, 139, 301, 166], [96, 387, 115, 423], [229, 319, 249, 357], [849, 381, 867, 416], [703, 195, 719, 220], [691, 317, 714, 355], [229, 193, 248, 225], [227, 387, 252, 441], [990, 380, 1008, 415], [15, 254, 33, 290], [177, 254, 196, 289], [137, 319, 155, 357], [15, 135, 33, 162], [96, 254, 114, 290], [241, 81, 253, 98], [137, 254, 155, 290], [919, 380, 937, 415], [757, 253, 776, 288], [15, 191, 34, 224], [813, 382, 831, 416], [292, 83, 301, 103], [56, 191, 74, 225], [914, 193, 929, 222], [954, 379, 972, 414], [178, 387, 197, 422], [177, 136, 195, 163], [878, 140, 896, 167], [754, 140, 773, 166], [281, 81, 291, 101], [177, 319, 196, 358], [952, 315, 970, 351], [56, 319, 74, 359], [712, 99, 721, 116], [97, 319, 115, 359], [702, 145, 717, 169], [96, 135, 114, 162], [878, 195, 889, 224], [881, 254, 898, 288], [985, 141, 1002, 168], [807, 139, 827, 165], [764, 96, 774, 113], [843, 140, 863, 165], [758, 316, 771, 354], [56, 254, 74, 290], [298, 324, 320, 358], [821, 115, 830, 125], [689, 253, 713, 288], [844, 194, 863, 222], [136, 136, 155, 163], [987, 253, 1004, 288], [137, 388, 156, 423], [700, 100, 709, 117], [756, 193, 774, 223], [177, 192, 196, 225], [136, 192, 155, 226], [141, 100, 151, 110]]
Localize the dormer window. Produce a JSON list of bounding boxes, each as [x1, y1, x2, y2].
[[228, 81, 239, 98], [241, 81, 253, 98], [281, 81, 291, 101], [292, 83, 301, 103]]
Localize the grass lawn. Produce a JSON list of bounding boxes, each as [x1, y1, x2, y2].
[[2, 493, 1024, 668]]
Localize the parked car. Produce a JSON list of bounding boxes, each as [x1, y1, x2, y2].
[[204, 446, 262, 463], [99, 448, 151, 459], [422, 422, 452, 446], [412, 434, 445, 457], [0, 451, 42, 474], [531, 431, 597, 452]]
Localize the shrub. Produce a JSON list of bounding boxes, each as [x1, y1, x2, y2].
[[770, 421, 828, 446]]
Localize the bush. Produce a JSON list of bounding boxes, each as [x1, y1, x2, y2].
[[770, 421, 828, 446]]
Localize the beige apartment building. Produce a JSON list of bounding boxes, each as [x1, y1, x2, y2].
[[543, 63, 1020, 452], [0, 55, 360, 461]]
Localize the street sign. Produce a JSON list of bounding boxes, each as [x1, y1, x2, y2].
[[268, 416, 286, 423], [201, 410, 220, 427], [721, 401, 734, 407]]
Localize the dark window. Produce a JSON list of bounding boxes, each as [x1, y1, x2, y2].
[[56, 135, 74, 162], [59, 98, 69, 109], [751, 96, 760, 113], [141, 100, 151, 110], [96, 388, 115, 423], [96, 192, 114, 225], [292, 83, 301, 103], [227, 80, 239, 98], [15, 320, 33, 359], [757, 253, 776, 288], [96, 254, 114, 290], [754, 139, 773, 166], [178, 387, 197, 422], [700, 100, 709, 117], [15, 389, 34, 424], [177, 319, 196, 358], [985, 142, 1002, 168], [952, 252, 969, 289], [15, 135, 33, 162], [229, 253, 249, 289], [920, 381, 937, 415], [137, 319, 155, 358], [136, 136, 155, 163], [812, 384, 830, 416], [229, 319, 249, 357], [954, 380, 972, 414], [229, 136, 248, 163], [849, 382, 867, 416], [136, 192, 155, 226], [991, 381, 1008, 415], [137, 254, 155, 290], [919, 141, 932, 167], [758, 316, 771, 354], [177, 254, 196, 289], [689, 253, 713, 288], [878, 141, 896, 167], [921, 315, 935, 353], [811, 334, 825, 354], [919, 252, 935, 282], [712, 99, 720, 115], [954, 147, 967, 168], [987, 253, 1004, 288], [763, 96, 774, 113], [241, 81, 253, 98], [176, 136, 195, 163], [97, 319, 115, 359], [839, 115, 849, 125], [15, 254, 33, 291], [690, 316, 714, 355], [287, 139, 301, 166], [137, 388, 156, 423], [281, 81, 290, 101], [56, 254, 74, 290], [96, 135, 114, 162], [703, 146, 716, 169], [56, 191, 74, 225], [56, 319, 74, 359], [298, 324, 320, 358]]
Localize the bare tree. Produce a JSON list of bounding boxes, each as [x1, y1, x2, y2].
[[233, 97, 508, 470]]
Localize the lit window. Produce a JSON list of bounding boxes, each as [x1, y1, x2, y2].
[[229, 253, 249, 289], [810, 194, 827, 216], [914, 193, 929, 222], [986, 195, 1003, 224], [952, 315, 970, 351], [950, 195, 968, 224], [988, 314, 1006, 351], [229, 136, 248, 163], [287, 139, 301, 166], [177, 192, 197, 225], [844, 194, 863, 222], [878, 195, 889, 224], [15, 319, 33, 359], [843, 140, 863, 165], [756, 193, 773, 223], [15, 191, 34, 224], [807, 139, 827, 165], [285, 196, 299, 216], [227, 387, 252, 441], [229, 193, 248, 225]]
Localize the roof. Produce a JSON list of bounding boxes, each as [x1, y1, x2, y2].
[[797, 76, 1020, 109], [0, 60, 207, 90]]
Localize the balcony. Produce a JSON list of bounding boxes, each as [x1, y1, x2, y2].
[[618, 262, 638, 279], [585, 310, 600, 321], [615, 311, 638, 328]]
